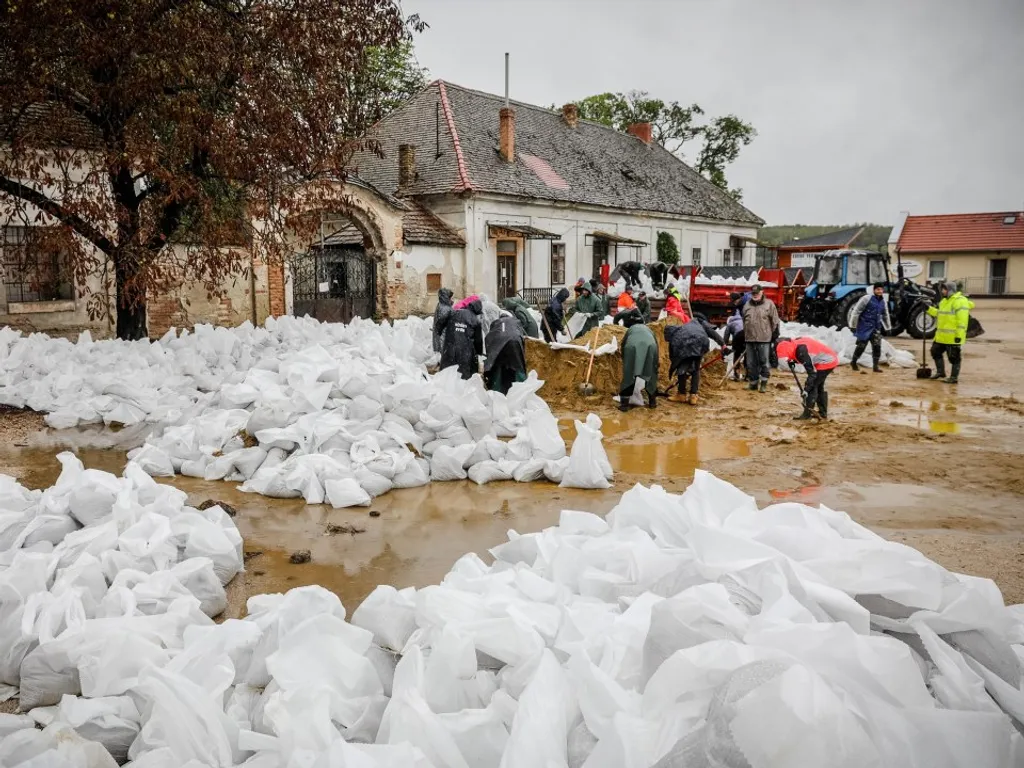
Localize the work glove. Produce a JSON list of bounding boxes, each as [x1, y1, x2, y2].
[[787, 360, 797, 370], [722, 346, 731, 356]]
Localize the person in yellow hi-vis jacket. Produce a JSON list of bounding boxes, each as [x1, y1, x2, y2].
[[926, 281, 974, 384]]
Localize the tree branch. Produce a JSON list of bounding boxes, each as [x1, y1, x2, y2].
[[0, 175, 115, 255]]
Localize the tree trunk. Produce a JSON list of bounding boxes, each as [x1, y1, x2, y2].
[[115, 255, 148, 340]]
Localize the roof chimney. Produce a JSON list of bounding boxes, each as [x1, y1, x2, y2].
[[398, 143, 416, 187], [562, 103, 579, 128], [627, 122, 653, 145], [500, 107, 516, 162]]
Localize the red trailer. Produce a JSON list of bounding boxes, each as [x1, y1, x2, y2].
[[677, 266, 807, 323]]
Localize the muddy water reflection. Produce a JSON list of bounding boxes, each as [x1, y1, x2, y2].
[[1, 416, 749, 610]]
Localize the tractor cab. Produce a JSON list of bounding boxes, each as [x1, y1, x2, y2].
[[799, 249, 892, 328]]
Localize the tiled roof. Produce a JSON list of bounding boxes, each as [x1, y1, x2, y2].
[[778, 226, 864, 249], [350, 81, 763, 226], [321, 200, 464, 248], [897, 212, 1024, 253]]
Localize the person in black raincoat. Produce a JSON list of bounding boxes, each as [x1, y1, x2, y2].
[[664, 313, 725, 406], [483, 314, 527, 394], [441, 298, 483, 379], [614, 308, 658, 412], [635, 290, 652, 323], [618, 260, 644, 289], [432, 288, 454, 354], [501, 297, 539, 338], [542, 288, 569, 342]]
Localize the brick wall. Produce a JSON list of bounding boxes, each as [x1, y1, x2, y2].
[[268, 261, 286, 317]]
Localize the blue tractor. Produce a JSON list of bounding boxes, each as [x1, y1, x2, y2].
[[796, 249, 947, 339]]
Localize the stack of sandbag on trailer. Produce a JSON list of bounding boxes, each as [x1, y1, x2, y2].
[[3, 468, 1024, 766]]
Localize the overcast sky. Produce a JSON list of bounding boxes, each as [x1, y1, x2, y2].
[[404, 0, 1024, 226]]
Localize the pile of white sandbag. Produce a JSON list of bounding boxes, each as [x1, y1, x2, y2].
[[4, 469, 1023, 767], [129, 352, 615, 501], [780, 321, 919, 368], [694, 269, 778, 288], [0, 315, 437, 430]]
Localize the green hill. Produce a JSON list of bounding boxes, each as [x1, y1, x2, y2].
[[758, 223, 892, 253]]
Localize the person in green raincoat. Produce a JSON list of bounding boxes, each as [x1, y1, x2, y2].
[[614, 308, 658, 411], [501, 297, 539, 338], [572, 284, 604, 338]]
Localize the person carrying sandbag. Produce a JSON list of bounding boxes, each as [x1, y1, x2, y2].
[[501, 296, 539, 339], [572, 283, 604, 339], [542, 288, 570, 342]]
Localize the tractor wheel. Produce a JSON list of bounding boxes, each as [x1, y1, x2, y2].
[[907, 304, 936, 339], [831, 290, 864, 330]]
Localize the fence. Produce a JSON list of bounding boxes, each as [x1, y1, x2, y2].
[[963, 276, 1015, 295], [518, 286, 558, 307]]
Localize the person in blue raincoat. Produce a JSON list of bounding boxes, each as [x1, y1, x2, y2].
[[850, 282, 891, 372]]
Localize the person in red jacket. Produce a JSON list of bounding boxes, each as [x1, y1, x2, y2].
[[664, 286, 690, 323], [776, 336, 838, 420]]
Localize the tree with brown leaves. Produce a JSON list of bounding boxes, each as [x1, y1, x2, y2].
[[0, 0, 411, 338]]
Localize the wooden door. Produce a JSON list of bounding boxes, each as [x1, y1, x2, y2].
[[496, 239, 517, 301]]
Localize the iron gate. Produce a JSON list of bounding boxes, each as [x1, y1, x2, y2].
[[292, 247, 376, 323]]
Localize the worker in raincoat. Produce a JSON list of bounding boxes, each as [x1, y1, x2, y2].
[[542, 288, 569, 342], [501, 296, 539, 339], [636, 290, 652, 323], [594, 281, 611, 318], [616, 285, 637, 313], [572, 284, 604, 338], [432, 287, 454, 354], [614, 308, 658, 411], [664, 313, 725, 406], [850, 282, 891, 372], [483, 314, 527, 394], [926, 281, 974, 384], [664, 286, 690, 323], [441, 298, 483, 379], [777, 336, 839, 420]]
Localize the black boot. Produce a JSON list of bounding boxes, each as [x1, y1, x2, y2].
[[850, 360, 860, 372], [930, 364, 945, 380], [758, 379, 768, 393], [872, 357, 882, 373], [618, 402, 631, 412], [793, 408, 813, 420], [945, 362, 960, 384], [851, 341, 866, 372], [647, 394, 658, 409]]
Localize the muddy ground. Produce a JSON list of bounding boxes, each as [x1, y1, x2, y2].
[[1, 300, 1022, 618]]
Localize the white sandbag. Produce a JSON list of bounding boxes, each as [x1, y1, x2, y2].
[[172, 508, 243, 585], [354, 468, 393, 499], [128, 445, 176, 477], [325, 478, 372, 509], [68, 469, 122, 526], [392, 457, 430, 489], [560, 416, 612, 489], [543, 457, 570, 485], [128, 666, 242, 767], [55, 693, 141, 764], [18, 638, 80, 710], [468, 460, 516, 485], [352, 586, 418, 652], [21, 513, 80, 549], [430, 444, 476, 482], [512, 459, 546, 483], [525, 409, 565, 461], [501, 649, 578, 768], [0, 722, 119, 768], [172, 558, 229, 617]]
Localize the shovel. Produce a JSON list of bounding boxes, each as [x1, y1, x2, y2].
[[915, 333, 932, 379], [577, 327, 601, 396], [720, 351, 745, 387], [789, 366, 822, 420]]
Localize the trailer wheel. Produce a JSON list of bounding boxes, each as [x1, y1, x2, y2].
[[831, 290, 864, 330]]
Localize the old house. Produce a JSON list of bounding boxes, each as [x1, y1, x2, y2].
[[889, 210, 1024, 295], [340, 80, 763, 315]]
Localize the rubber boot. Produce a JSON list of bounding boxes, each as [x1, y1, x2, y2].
[[618, 402, 630, 412], [945, 362, 960, 384], [872, 355, 882, 373], [930, 365, 945, 380], [747, 381, 758, 391], [688, 394, 699, 406], [668, 392, 688, 403], [758, 379, 768, 393], [850, 360, 860, 372], [647, 395, 658, 409], [793, 408, 813, 420]]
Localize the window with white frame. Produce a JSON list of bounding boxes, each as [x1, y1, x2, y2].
[[691, 247, 702, 266], [550, 243, 565, 286], [722, 247, 743, 267], [928, 260, 946, 281]]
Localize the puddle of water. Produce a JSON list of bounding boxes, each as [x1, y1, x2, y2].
[[761, 481, 941, 510], [0, 445, 623, 609], [558, 417, 750, 477], [881, 398, 965, 434]]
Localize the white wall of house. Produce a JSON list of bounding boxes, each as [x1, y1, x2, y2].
[[455, 194, 759, 299], [388, 243, 466, 315]]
